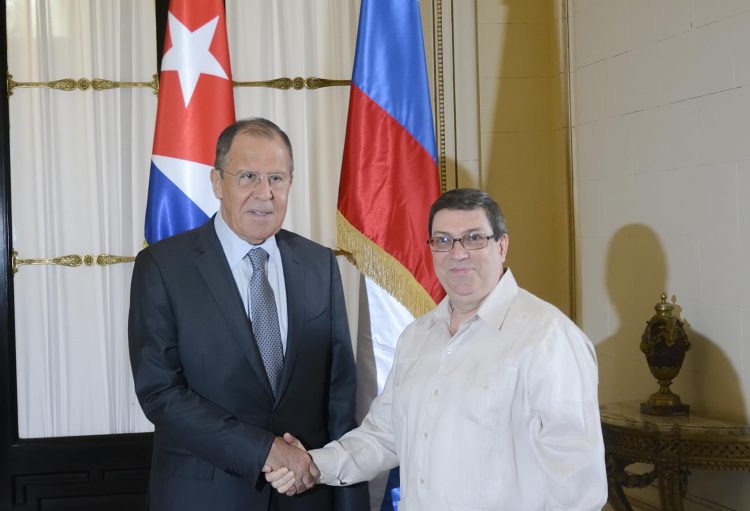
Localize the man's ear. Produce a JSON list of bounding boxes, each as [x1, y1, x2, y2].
[[498, 233, 509, 259], [210, 168, 222, 199]]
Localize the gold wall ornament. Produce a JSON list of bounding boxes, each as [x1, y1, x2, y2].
[[640, 293, 691, 415], [7, 73, 159, 97], [91, 74, 159, 93], [95, 254, 136, 266], [233, 76, 349, 90], [7, 71, 347, 96], [12, 250, 135, 274], [12, 250, 82, 273]]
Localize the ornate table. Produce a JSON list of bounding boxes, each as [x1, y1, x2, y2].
[[600, 401, 750, 511]]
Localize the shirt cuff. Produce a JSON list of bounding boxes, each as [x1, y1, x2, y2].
[[310, 447, 346, 486]]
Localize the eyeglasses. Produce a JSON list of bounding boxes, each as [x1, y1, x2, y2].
[[426, 233, 499, 252], [217, 169, 291, 191]]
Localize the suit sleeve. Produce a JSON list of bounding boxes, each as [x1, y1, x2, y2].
[[128, 249, 275, 486], [325, 251, 371, 510]]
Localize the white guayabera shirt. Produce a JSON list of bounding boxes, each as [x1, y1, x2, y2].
[[311, 269, 607, 511]]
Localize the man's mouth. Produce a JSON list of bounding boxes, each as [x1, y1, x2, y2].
[[248, 209, 273, 217]]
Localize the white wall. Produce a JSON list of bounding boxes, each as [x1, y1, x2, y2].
[[571, 0, 750, 508]]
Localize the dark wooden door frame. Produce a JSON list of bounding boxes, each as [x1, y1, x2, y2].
[[0, 3, 175, 509], [1, 0, 17, 495]]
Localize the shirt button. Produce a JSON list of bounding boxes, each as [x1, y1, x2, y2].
[[423, 432, 428, 439], [433, 389, 438, 396], [420, 478, 425, 484]]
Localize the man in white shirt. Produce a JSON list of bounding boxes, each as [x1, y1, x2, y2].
[[266, 188, 607, 510]]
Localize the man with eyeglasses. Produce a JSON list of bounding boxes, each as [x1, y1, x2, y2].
[[266, 188, 607, 510], [128, 118, 368, 511]]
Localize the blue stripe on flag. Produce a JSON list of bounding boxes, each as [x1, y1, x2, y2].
[[351, 0, 437, 165], [145, 162, 209, 244], [379, 467, 400, 511]]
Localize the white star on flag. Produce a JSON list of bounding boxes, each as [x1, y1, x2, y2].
[[161, 12, 229, 108]]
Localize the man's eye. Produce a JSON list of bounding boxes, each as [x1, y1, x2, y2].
[[467, 234, 483, 241], [435, 237, 451, 245], [239, 172, 257, 182], [269, 175, 284, 184]]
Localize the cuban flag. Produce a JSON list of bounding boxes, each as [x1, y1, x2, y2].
[[145, 0, 235, 244], [336, 1, 444, 508]]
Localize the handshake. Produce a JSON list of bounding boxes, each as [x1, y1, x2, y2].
[[262, 432, 320, 496]]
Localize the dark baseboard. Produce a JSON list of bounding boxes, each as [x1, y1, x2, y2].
[[4, 433, 153, 511]]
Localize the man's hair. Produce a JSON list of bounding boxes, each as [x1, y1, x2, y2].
[[428, 188, 507, 237], [214, 118, 294, 174]]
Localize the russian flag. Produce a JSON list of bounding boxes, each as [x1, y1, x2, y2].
[[145, 0, 235, 244], [336, 1, 444, 508]]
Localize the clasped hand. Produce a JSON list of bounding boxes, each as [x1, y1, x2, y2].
[[263, 432, 319, 496]]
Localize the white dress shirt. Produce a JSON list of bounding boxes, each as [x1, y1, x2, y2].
[[311, 269, 607, 510], [214, 213, 288, 351]]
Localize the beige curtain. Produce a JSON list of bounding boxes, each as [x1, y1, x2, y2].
[[8, 0, 157, 437], [7, 0, 359, 438]]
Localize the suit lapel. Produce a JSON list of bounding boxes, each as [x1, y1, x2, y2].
[[193, 221, 275, 399], [275, 231, 304, 404]]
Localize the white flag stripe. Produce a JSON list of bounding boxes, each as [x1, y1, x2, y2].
[[365, 277, 414, 394], [152, 155, 219, 216]]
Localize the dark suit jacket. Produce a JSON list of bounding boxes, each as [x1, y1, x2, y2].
[[128, 220, 368, 511]]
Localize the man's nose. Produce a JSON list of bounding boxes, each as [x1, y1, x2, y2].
[[253, 176, 273, 198], [449, 240, 469, 259]]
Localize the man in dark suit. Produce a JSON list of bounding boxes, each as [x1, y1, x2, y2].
[[128, 118, 367, 510]]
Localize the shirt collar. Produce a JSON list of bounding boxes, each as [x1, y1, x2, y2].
[[214, 211, 280, 267], [476, 268, 519, 330]]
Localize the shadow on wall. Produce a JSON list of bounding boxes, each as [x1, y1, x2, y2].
[[596, 224, 744, 421], [681, 317, 747, 422], [481, 0, 572, 316]]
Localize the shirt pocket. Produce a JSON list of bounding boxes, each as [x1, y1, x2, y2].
[[480, 364, 518, 429]]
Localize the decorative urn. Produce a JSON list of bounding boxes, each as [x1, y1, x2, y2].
[[639, 293, 691, 416]]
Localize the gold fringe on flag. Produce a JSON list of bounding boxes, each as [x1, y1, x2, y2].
[[337, 211, 437, 318]]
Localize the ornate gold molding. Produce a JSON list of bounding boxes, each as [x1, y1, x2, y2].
[[7, 73, 159, 97], [94, 254, 137, 266], [233, 76, 349, 90], [7, 72, 348, 96], [12, 250, 135, 274], [434, 0, 447, 193]]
